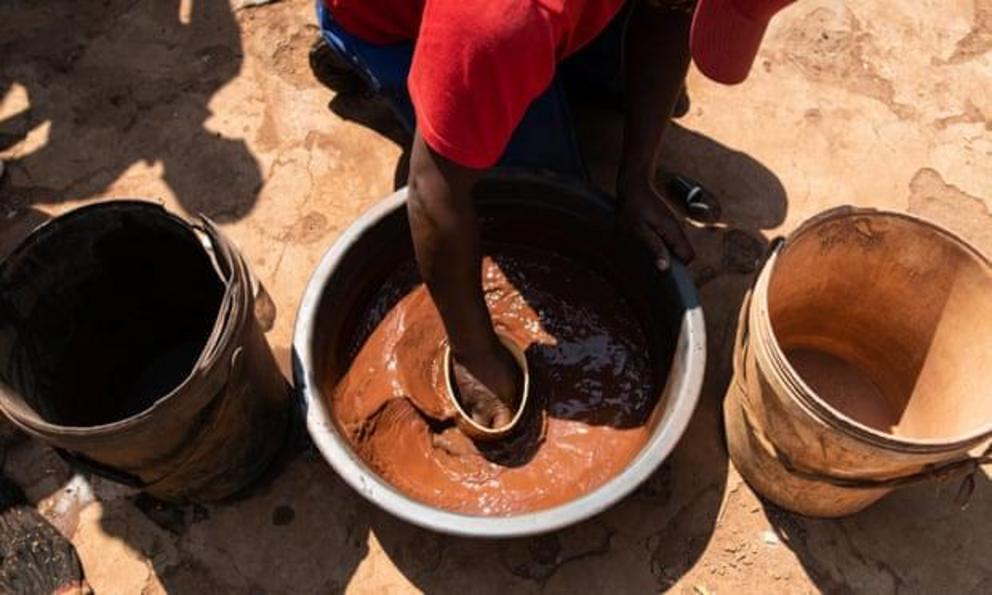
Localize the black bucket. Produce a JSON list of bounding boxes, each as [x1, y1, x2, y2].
[[0, 201, 291, 502]]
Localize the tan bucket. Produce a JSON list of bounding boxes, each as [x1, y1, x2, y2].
[[725, 207, 992, 517]]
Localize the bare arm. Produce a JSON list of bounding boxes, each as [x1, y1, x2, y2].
[[406, 131, 518, 427], [617, 0, 695, 269]]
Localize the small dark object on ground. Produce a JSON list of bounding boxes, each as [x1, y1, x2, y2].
[[309, 37, 370, 96], [668, 174, 722, 224]]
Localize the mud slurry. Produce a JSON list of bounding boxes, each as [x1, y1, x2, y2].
[[331, 248, 659, 515]]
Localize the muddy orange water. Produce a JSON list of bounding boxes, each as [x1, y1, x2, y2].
[[328, 247, 659, 515], [785, 348, 900, 433]]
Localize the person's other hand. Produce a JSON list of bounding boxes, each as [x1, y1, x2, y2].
[[618, 178, 695, 271], [451, 340, 520, 429]]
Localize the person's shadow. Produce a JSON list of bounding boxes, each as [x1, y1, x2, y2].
[[0, 2, 367, 592], [0, 0, 262, 222]]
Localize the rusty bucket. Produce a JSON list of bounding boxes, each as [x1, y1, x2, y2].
[[726, 207, 992, 517], [0, 201, 291, 502]]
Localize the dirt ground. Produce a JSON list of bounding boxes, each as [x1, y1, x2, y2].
[[2, 0, 992, 593]]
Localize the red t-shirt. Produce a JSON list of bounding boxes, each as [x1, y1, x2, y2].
[[327, 0, 624, 168]]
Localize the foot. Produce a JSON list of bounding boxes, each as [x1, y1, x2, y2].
[[308, 37, 369, 95]]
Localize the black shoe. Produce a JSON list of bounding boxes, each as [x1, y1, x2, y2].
[[309, 37, 370, 95]]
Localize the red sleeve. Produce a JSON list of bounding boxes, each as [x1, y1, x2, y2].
[[408, 0, 558, 169]]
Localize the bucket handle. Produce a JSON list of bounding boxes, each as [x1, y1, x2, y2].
[[738, 402, 992, 508], [195, 216, 277, 333]]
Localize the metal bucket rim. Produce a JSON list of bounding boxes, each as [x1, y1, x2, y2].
[[293, 176, 706, 537], [755, 206, 992, 452]]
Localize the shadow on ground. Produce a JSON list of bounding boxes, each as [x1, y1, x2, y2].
[[327, 93, 412, 190], [764, 473, 992, 592], [132, 451, 372, 594], [0, 0, 262, 222]]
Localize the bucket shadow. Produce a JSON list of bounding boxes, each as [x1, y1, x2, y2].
[[0, 0, 262, 222], [0, 343, 370, 594], [761, 473, 992, 592], [82, 341, 368, 593], [86, 455, 372, 594], [367, 451, 726, 592], [3, 426, 373, 594]]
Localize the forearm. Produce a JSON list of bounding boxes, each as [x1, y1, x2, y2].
[[619, 0, 693, 188], [406, 132, 497, 357]]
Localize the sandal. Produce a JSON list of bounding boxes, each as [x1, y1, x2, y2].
[[668, 174, 721, 224]]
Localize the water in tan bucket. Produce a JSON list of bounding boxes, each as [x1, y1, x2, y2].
[[785, 349, 896, 433]]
